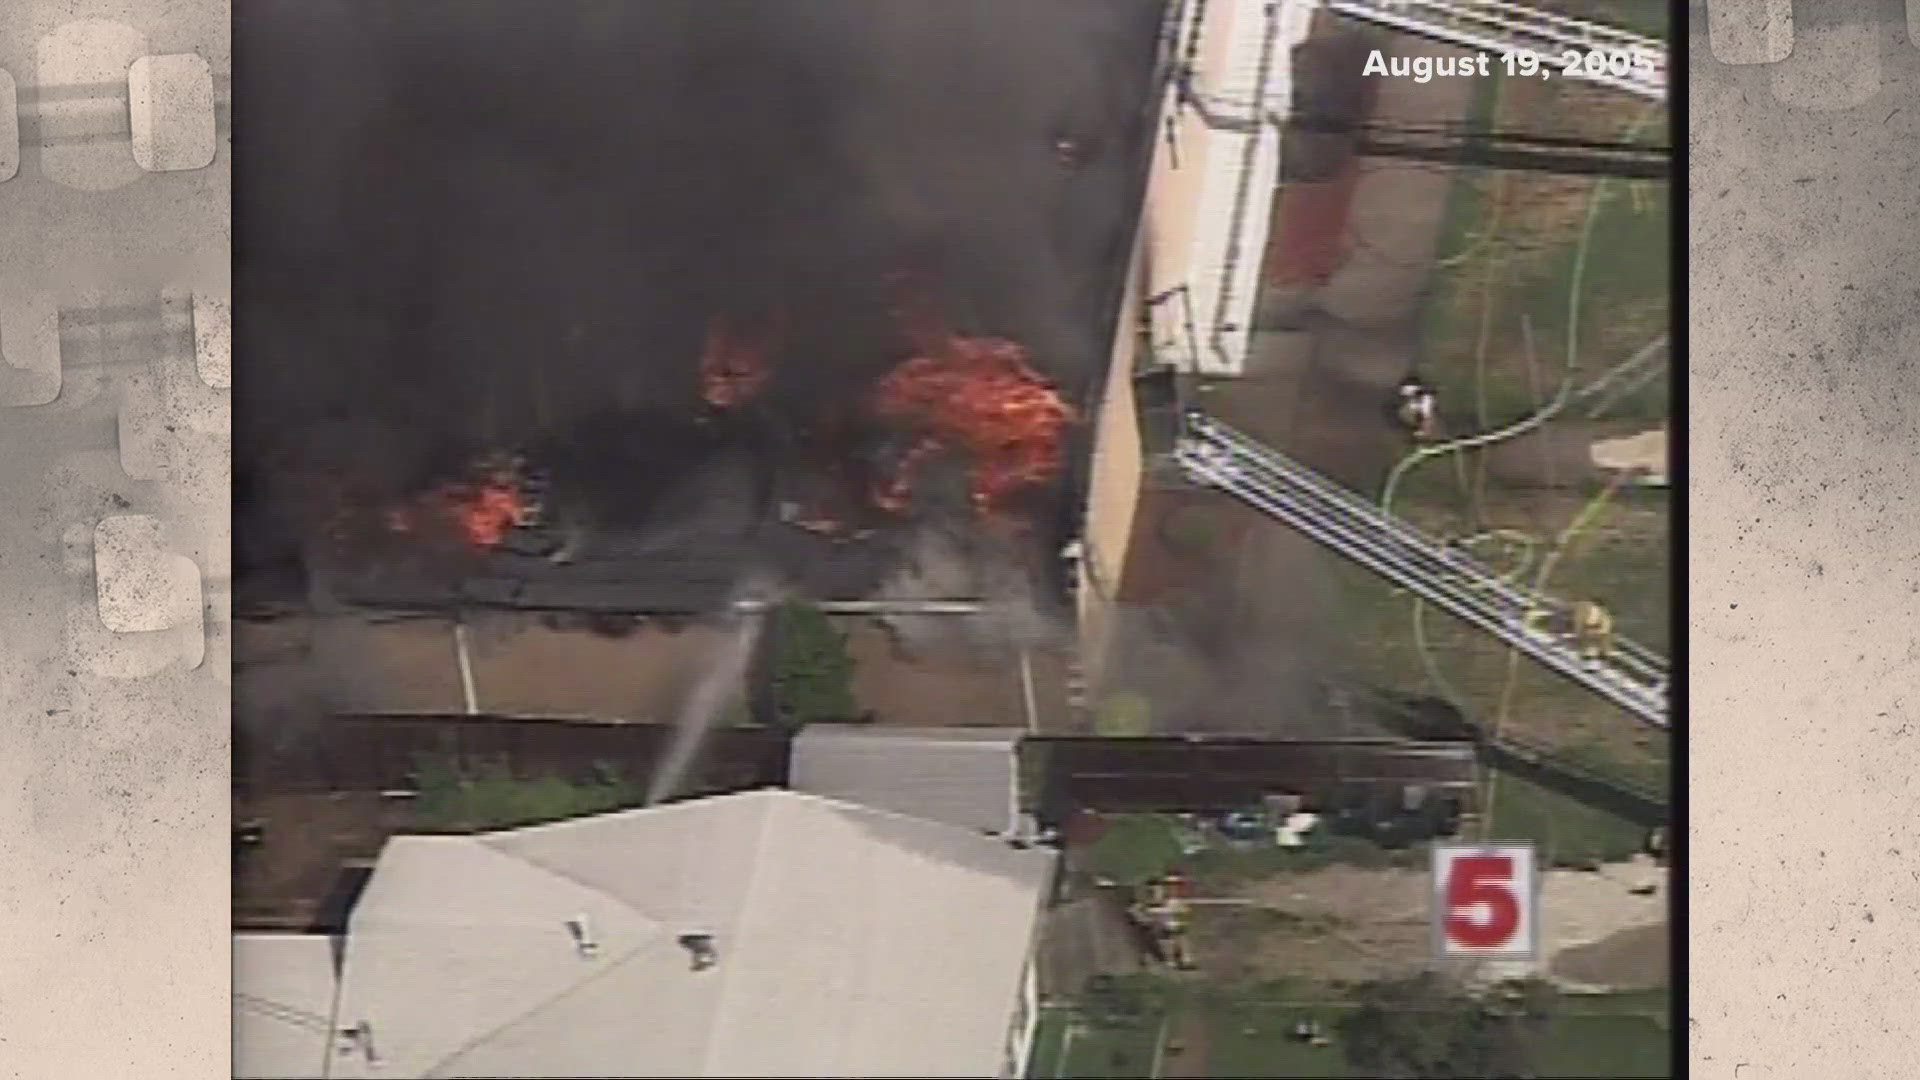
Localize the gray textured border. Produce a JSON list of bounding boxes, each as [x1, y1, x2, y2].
[[4, 0, 1917, 1072], [1692, 0, 1920, 1073], [0, 3, 229, 1075]]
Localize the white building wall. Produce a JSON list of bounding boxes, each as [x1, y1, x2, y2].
[[1146, 0, 1316, 376], [1004, 955, 1041, 1078]]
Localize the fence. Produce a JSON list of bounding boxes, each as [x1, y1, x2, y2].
[[236, 712, 790, 799], [1031, 735, 1478, 823]]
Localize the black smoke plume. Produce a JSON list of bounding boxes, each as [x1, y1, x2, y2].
[[235, 0, 1169, 600]]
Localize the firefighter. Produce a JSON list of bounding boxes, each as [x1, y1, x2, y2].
[[1572, 600, 1614, 663], [1051, 132, 1083, 168], [1391, 373, 1439, 441], [1050, 118, 1100, 170]]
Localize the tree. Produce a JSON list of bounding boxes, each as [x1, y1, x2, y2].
[[1335, 973, 1551, 1079], [760, 600, 860, 730]]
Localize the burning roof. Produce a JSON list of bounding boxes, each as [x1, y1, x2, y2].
[[700, 312, 783, 410], [870, 334, 1074, 515], [236, 0, 1169, 616], [389, 289, 1075, 557]]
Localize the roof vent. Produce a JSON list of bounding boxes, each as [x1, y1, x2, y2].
[[337, 1021, 379, 1065], [566, 915, 600, 958], [678, 932, 718, 971]]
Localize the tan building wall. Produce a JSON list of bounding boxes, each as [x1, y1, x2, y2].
[[1075, 0, 1248, 694], [1078, 0, 1303, 695], [1075, 230, 1146, 691]]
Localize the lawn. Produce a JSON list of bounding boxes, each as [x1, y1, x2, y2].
[[1513, 175, 1670, 423], [1326, 548, 1666, 763], [408, 755, 646, 832], [1075, 814, 1188, 886], [1340, 60, 1673, 775], [1536, 0, 1670, 38], [1073, 814, 1428, 890], [1027, 1010, 1163, 1080], [1420, 158, 1670, 428], [1323, 544, 1666, 866], [1202, 1001, 1353, 1079], [1030, 986, 1672, 1078], [1535, 1012, 1672, 1078], [1483, 768, 1649, 867]]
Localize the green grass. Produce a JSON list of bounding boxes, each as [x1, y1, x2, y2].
[[1074, 815, 1428, 891], [1325, 540, 1665, 867], [1421, 174, 1670, 427], [1484, 770, 1648, 867], [1095, 691, 1154, 737], [1517, 177, 1670, 420], [1026, 1012, 1069, 1078], [1077, 815, 1188, 886], [1032, 985, 1671, 1079], [1203, 1002, 1354, 1078], [1186, 834, 1426, 891], [1027, 1011, 1163, 1080], [1537, 0, 1670, 37], [410, 755, 645, 832], [1537, 494, 1671, 652], [1535, 1013, 1672, 1077], [1329, 472, 1669, 763], [1339, 29, 1670, 774], [1421, 67, 1507, 318], [1417, 55, 1671, 426]]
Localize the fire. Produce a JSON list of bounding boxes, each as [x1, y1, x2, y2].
[[431, 452, 538, 548], [871, 333, 1073, 514], [347, 453, 534, 552], [699, 313, 781, 408], [436, 480, 526, 547]]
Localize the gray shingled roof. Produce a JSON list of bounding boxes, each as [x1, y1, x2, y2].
[[324, 789, 1054, 1078], [234, 933, 340, 1080], [789, 725, 1025, 835]]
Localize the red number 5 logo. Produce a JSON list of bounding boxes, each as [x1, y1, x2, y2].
[[1445, 855, 1520, 947], [1434, 843, 1535, 958]]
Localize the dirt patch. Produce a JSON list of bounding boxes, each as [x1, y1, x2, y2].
[[1267, 159, 1365, 288], [842, 618, 1069, 728], [1114, 487, 1253, 604], [1191, 866, 1432, 984], [1537, 856, 1665, 959], [1477, 418, 1663, 490], [1183, 859, 1667, 988], [1038, 892, 1148, 998], [1551, 922, 1668, 991], [234, 790, 407, 929], [466, 615, 740, 719], [237, 611, 741, 721], [1587, 426, 1667, 483]]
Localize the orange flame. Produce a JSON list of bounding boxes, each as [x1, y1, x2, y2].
[[700, 313, 781, 408], [437, 481, 526, 547], [871, 333, 1073, 514]]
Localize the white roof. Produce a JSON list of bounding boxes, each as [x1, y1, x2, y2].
[[234, 933, 339, 1080], [790, 725, 1023, 834], [330, 789, 1055, 1078]]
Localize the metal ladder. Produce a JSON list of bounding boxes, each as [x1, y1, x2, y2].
[[1175, 413, 1670, 726], [1322, 0, 1667, 100]]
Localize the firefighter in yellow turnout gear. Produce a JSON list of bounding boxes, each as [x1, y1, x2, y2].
[[1572, 600, 1614, 663], [1523, 599, 1615, 664]]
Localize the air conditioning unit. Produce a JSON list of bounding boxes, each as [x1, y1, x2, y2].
[[566, 915, 600, 958]]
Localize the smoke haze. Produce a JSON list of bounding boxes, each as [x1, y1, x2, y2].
[[235, 0, 1169, 586]]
